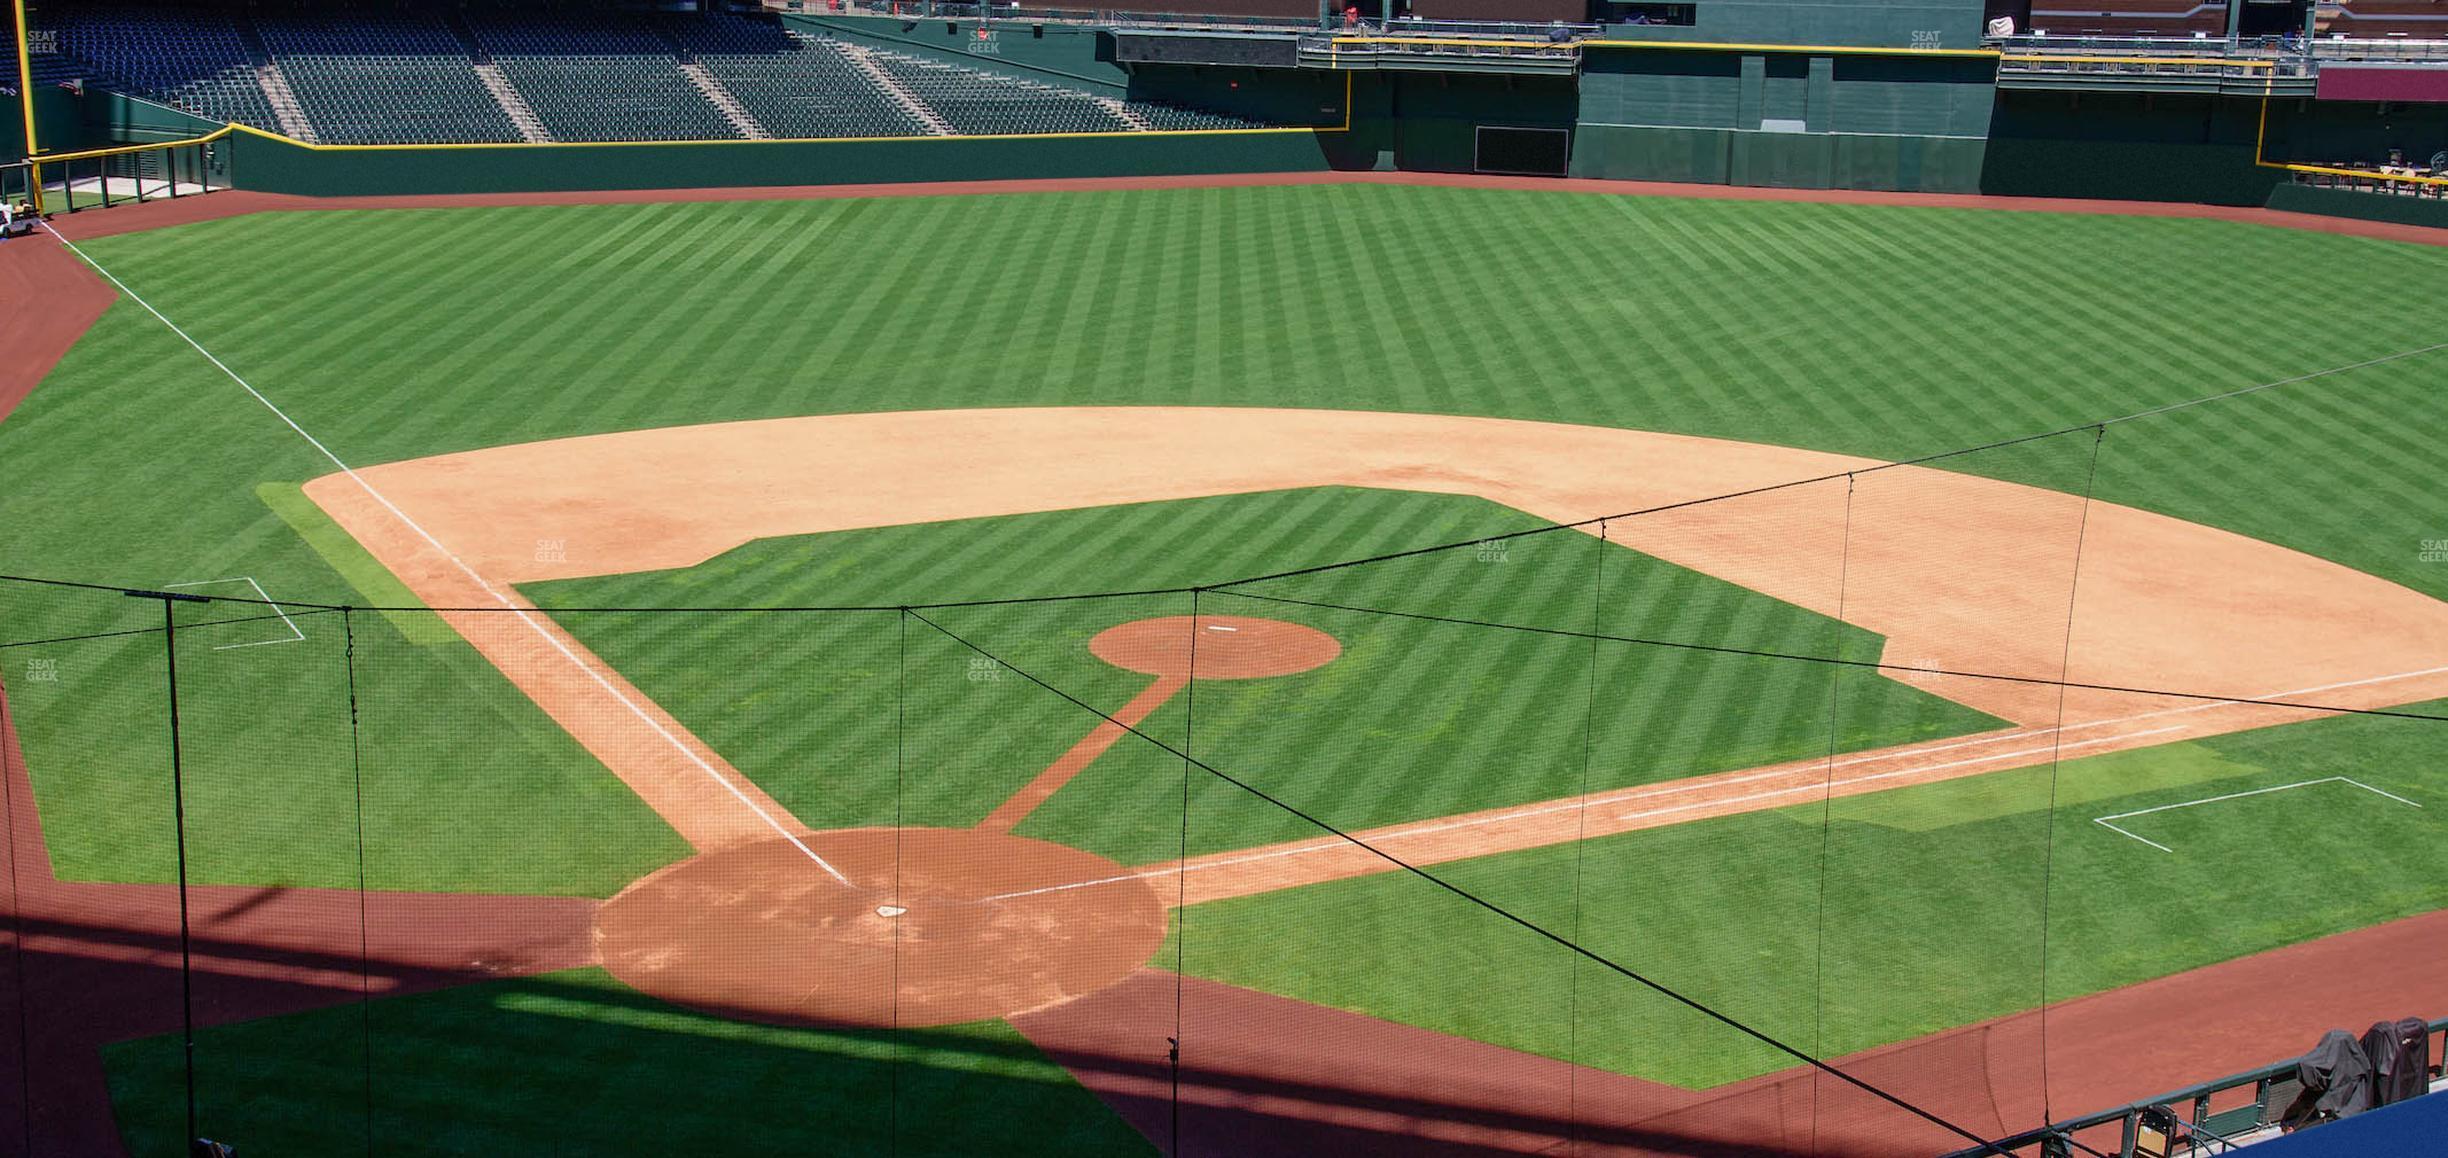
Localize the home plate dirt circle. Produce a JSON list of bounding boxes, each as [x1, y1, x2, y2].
[[1090, 614, 1340, 680], [594, 828, 1166, 1028]]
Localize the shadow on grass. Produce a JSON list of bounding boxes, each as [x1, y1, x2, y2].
[[0, 901, 1888, 1157]]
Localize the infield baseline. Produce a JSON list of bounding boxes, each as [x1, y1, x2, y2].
[[163, 577, 305, 650], [2093, 776, 2424, 853]]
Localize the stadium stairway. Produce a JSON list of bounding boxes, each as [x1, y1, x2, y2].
[[834, 40, 958, 136]]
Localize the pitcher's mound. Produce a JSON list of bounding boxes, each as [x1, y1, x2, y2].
[[595, 828, 1165, 1027], [1091, 615, 1340, 680]]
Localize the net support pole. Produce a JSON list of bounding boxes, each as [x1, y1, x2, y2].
[[127, 588, 209, 1149], [11, 0, 37, 216]]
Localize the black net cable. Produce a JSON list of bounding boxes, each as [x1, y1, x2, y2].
[[156, 597, 200, 1148], [1, 578, 2430, 726], [892, 608, 907, 1158], [1209, 588, 2448, 725], [1197, 340, 2448, 596], [1565, 519, 1608, 1155], [342, 611, 375, 1158], [0, 685, 29, 1158], [2036, 427, 2110, 1127], [7, 324, 2443, 630], [901, 606, 2012, 1156], [0, 607, 346, 652], [1808, 473, 1859, 1157], [1170, 588, 1201, 1158]]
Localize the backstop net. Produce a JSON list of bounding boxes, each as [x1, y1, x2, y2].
[[1, 397, 2444, 1157]]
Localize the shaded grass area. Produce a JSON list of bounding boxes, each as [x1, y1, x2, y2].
[[525, 488, 1999, 864], [1171, 700, 2448, 1088], [103, 968, 1153, 1157]]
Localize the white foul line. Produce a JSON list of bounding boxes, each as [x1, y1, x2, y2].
[[51, 228, 854, 888], [982, 724, 2193, 903], [2093, 776, 2424, 853], [165, 577, 308, 650], [983, 651, 2448, 904]]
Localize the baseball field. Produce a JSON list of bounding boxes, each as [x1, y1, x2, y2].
[[2, 176, 2445, 1156]]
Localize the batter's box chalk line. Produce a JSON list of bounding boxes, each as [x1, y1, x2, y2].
[[2093, 776, 2423, 854], [164, 577, 308, 651]]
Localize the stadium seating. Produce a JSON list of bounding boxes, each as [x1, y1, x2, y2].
[[256, 12, 522, 145], [863, 48, 1134, 135], [27, 6, 1278, 144], [39, 4, 281, 131], [469, 12, 739, 143], [1132, 100, 1278, 132], [671, 17, 927, 139]]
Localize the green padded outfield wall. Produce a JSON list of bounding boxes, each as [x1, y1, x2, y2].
[[1570, 47, 1994, 191], [1378, 72, 1577, 174], [2264, 181, 2448, 229], [218, 126, 1350, 197], [1977, 91, 2446, 205]]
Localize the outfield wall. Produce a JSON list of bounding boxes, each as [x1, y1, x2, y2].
[[216, 125, 1350, 196], [26, 28, 2448, 218], [2265, 181, 2448, 229], [1570, 47, 1996, 191], [1980, 91, 2448, 207]]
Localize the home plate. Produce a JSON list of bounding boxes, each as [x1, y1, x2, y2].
[[876, 905, 908, 918]]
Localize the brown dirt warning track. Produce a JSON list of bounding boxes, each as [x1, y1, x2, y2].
[[31, 170, 2448, 249]]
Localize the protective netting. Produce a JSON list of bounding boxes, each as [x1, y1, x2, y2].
[[2, 411, 2445, 1157]]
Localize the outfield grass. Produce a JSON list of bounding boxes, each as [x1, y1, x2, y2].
[[0, 187, 2439, 1146], [1173, 699, 2448, 1088], [525, 487, 1999, 864], [104, 968, 1152, 1157], [5, 188, 2443, 891]]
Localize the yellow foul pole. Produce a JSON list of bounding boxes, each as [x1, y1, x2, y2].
[[12, 0, 39, 215]]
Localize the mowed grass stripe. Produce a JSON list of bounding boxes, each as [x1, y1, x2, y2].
[[12, 186, 2444, 891], [524, 488, 1994, 863]]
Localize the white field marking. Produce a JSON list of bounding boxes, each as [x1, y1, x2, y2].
[[164, 577, 307, 650], [979, 725, 2191, 903], [51, 232, 854, 888], [983, 617, 2448, 904], [1206, 625, 1240, 633], [2093, 776, 2424, 853]]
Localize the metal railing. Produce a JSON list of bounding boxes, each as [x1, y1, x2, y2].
[[2290, 164, 2448, 200], [827, 1, 1600, 38], [2307, 36, 2448, 62], [1299, 30, 1581, 64], [1991, 31, 2448, 64], [1943, 1017, 2448, 1158], [1, 160, 33, 214], [1353, 18, 1600, 39], [1997, 53, 2310, 80], [25, 132, 232, 216], [833, 0, 1321, 31], [1992, 34, 2314, 79]]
